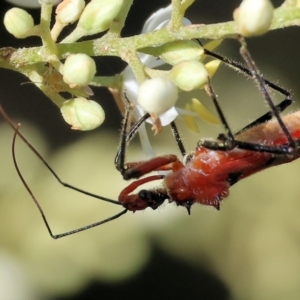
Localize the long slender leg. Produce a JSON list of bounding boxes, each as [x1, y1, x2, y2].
[[114, 110, 150, 174], [170, 121, 186, 157], [0, 106, 121, 205], [202, 41, 293, 128], [203, 46, 292, 105], [115, 114, 187, 174], [199, 39, 296, 154], [238, 37, 295, 148], [10, 122, 128, 239], [203, 78, 236, 149], [234, 97, 292, 135]]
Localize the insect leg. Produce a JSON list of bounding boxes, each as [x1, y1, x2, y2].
[[238, 37, 296, 149], [198, 79, 237, 150], [170, 121, 186, 157], [9, 121, 128, 239], [234, 97, 292, 135], [203, 41, 293, 131], [203, 45, 292, 110], [115, 98, 186, 176], [199, 39, 296, 154], [114, 100, 151, 175]]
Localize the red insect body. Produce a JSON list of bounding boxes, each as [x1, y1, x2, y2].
[[119, 111, 300, 212], [163, 147, 269, 210]]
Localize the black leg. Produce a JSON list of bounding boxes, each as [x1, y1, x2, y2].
[[202, 41, 293, 129], [238, 37, 295, 148], [198, 38, 296, 154], [170, 121, 186, 157], [114, 107, 151, 175], [0, 105, 129, 239], [198, 79, 236, 150], [203, 46, 292, 107], [234, 97, 292, 135]]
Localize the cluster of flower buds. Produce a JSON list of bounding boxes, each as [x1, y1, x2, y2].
[[3, 0, 276, 133], [134, 38, 221, 134], [3, 0, 126, 131], [134, 0, 275, 134]]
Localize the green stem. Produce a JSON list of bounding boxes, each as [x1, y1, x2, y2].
[[39, 3, 57, 54], [90, 75, 121, 88], [169, 0, 183, 31], [108, 0, 133, 35], [3, 5, 299, 70]]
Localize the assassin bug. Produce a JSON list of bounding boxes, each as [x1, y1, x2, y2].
[[1, 37, 298, 238]]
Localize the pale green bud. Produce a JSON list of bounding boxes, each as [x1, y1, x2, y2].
[[170, 60, 208, 91], [39, 0, 60, 4], [56, 0, 85, 25], [159, 40, 204, 65], [61, 97, 105, 130], [137, 78, 178, 115], [76, 0, 124, 35], [4, 8, 35, 39], [202, 40, 223, 53], [63, 54, 96, 88], [190, 98, 220, 124], [205, 60, 221, 79], [233, 0, 274, 37]]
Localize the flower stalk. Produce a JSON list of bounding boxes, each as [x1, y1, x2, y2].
[[1, 1, 300, 132]]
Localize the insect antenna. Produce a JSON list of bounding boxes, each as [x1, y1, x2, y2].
[[0, 105, 128, 238]]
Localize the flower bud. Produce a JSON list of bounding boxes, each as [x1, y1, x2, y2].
[[233, 0, 274, 37], [39, 0, 60, 4], [63, 54, 96, 88], [170, 60, 208, 91], [159, 40, 204, 65], [202, 39, 223, 53], [56, 0, 85, 25], [76, 0, 124, 35], [205, 60, 221, 79], [61, 97, 105, 130], [191, 98, 220, 124], [184, 103, 200, 133], [137, 78, 178, 115], [4, 8, 35, 39]]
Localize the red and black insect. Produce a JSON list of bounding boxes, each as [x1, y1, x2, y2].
[[1, 37, 298, 238]]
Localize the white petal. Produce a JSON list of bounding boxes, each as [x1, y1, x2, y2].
[[142, 5, 172, 33], [158, 106, 179, 126], [142, 4, 191, 33]]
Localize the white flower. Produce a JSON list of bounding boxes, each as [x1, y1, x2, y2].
[[122, 5, 193, 157], [121, 5, 221, 156], [123, 5, 192, 124]]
